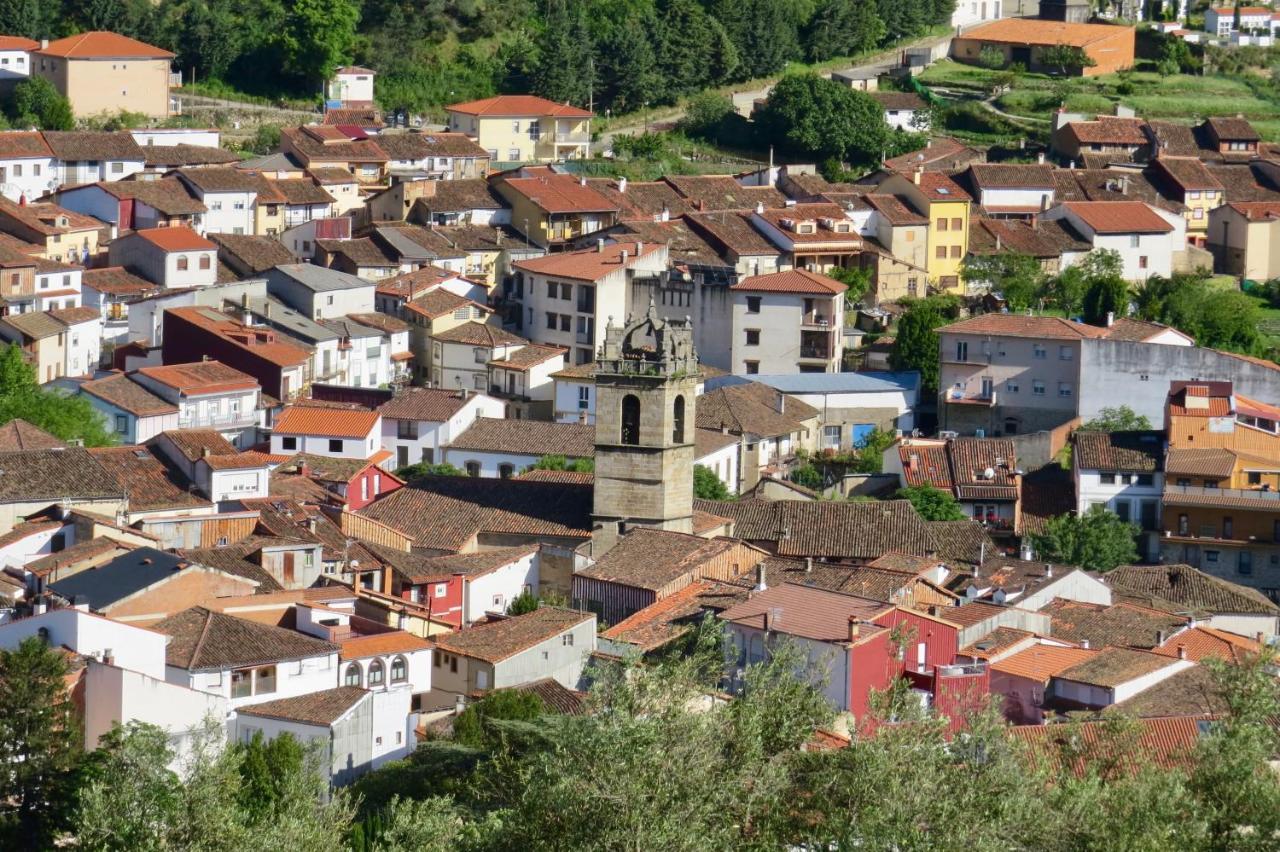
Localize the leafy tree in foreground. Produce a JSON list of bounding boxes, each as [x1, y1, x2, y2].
[[0, 343, 115, 447], [803, 0, 886, 62], [528, 454, 594, 473], [453, 688, 548, 750], [961, 251, 1043, 312], [1078, 405, 1151, 432], [1029, 505, 1139, 572], [394, 461, 464, 480], [755, 74, 888, 168], [275, 0, 360, 85], [889, 299, 947, 395], [897, 484, 966, 521], [7, 76, 73, 130], [694, 464, 731, 500], [1039, 43, 1097, 75], [0, 638, 83, 846]]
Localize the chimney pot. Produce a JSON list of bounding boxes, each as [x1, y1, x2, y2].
[[1037, 152, 1045, 165], [1176, 644, 1187, 660], [617, 177, 627, 193], [1081, 639, 1090, 649], [913, 167, 922, 185], [755, 561, 767, 591], [1106, 311, 1115, 327], [805, 557, 813, 573], [849, 621, 860, 641]]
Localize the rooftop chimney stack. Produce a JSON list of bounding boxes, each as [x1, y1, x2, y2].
[[1106, 310, 1115, 327], [755, 562, 767, 591], [849, 621, 860, 641], [1177, 644, 1187, 660], [1037, 151, 1045, 165], [618, 177, 627, 193]]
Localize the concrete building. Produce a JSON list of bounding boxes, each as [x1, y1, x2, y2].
[[131, 360, 261, 447], [726, 269, 846, 375], [108, 227, 217, 289], [0, 306, 101, 381], [1040, 201, 1184, 281], [80, 372, 179, 443], [746, 372, 919, 452], [270, 405, 383, 461], [378, 386, 503, 469], [1073, 430, 1165, 558], [443, 418, 595, 478], [430, 606, 596, 695], [591, 306, 699, 557], [33, 31, 174, 119], [445, 95, 592, 163], [266, 264, 376, 321], [175, 167, 260, 235], [0, 132, 55, 202]]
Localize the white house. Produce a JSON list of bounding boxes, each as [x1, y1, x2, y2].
[[43, 131, 146, 186], [511, 241, 669, 368], [271, 405, 383, 461], [486, 343, 565, 420], [429, 321, 530, 393], [80, 372, 180, 444], [727, 269, 847, 375], [0, 131, 55, 201], [320, 316, 395, 389], [378, 386, 503, 470], [1040, 201, 1184, 281], [155, 605, 340, 710], [327, 65, 375, 106], [951, 0, 1002, 28], [131, 128, 222, 148], [27, 259, 83, 314], [81, 267, 161, 344], [108, 227, 218, 289], [1072, 430, 1165, 559], [58, 307, 101, 377], [966, 162, 1056, 215], [1205, 5, 1275, 37], [294, 600, 432, 699], [266, 263, 376, 320], [442, 418, 594, 479], [871, 92, 930, 132], [1049, 647, 1195, 710], [0, 518, 70, 572], [0, 608, 228, 763], [430, 607, 596, 695], [695, 427, 740, 495], [175, 167, 259, 236], [131, 360, 262, 448]]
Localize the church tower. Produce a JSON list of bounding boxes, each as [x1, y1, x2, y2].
[[591, 303, 699, 557]]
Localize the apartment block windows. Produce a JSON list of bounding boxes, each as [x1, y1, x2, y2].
[[745, 329, 760, 346], [746, 296, 761, 314], [1032, 380, 1045, 396], [955, 341, 968, 362]]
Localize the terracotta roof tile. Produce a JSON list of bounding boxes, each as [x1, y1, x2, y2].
[[578, 529, 749, 591], [685, 211, 780, 257], [1073, 430, 1163, 472], [155, 605, 336, 671], [940, 313, 1109, 340], [339, 631, 430, 661], [80, 373, 177, 416], [41, 131, 144, 162], [513, 241, 662, 282], [0, 448, 121, 502], [432, 321, 527, 346], [0, 131, 51, 159], [135, 360, 257, 395], [87, 445, 210, 512], [274, 405, 379, 439], [433, 606, 593, 663], [81, 266, 161, 297], [1055, 646, 1179, 687], [377, 387, 471, 422], [885, 136, 982, 172], [449, 417, 594, 459], [1043, 599, 1188, 649], [502, 174, 618, 214], [136, 226, 215, 252], [969, 162, 1056, 188], [237, 685, 366, 725], [1107, 564, 1279, 615], [1062, 201, 1174, 234], [730, 268, 846, 295], [718, 583, 889, 642], [39, 31, 172, 58], [153, 428, 237, 462], [1155, 626, 1262, 663], [992, 644, 1097, 681], [447, 95, 592, 118], [602, 579, 749, 651], [0, 418, 65, 450]]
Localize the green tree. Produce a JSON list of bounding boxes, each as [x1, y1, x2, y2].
[[0, 638, 83, 845], [532, 0, 594, 107], [755, 73, 888, 168], [889, 299, 947, 394], [0, 344, 116, 447], [366, 795, 463, 852], [710, 0, 801, 80], [452, 688, 547, 749], [1134, 272, 1263, 354], [654, 0, 739, 101], [528, 454, 594, 473], [1078, 405, 1152, 432], [850, 425, 896, 474], [275, 0, 360, 85], [595, 16, 659, 114], [395, 461, 465, 479], [830, 265, 872, 309], [790, 462, 823, 489], [1082, 274, 1130, 326], [694, 463, 731, 500], [896, 484, 965, 521], [236, 730, 305, 822], [506, 588, 540, 616], [0, 0, 47, 40], [961, 251, 1043, 312], [1029, 505, 1139, 572], [803, 0, 885, 62], [1039, 43, 1097, 75], [678, 91, 736, 141], [7, 76, 74, 130], [977, 45, 1007, 69]]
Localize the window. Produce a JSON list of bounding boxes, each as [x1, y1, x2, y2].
[[1224, 517, 1234, 539], [559, 282, 571, 300], [1005, 379, 1019, 393], [198, 255, 211, 270], [950, 245, 961, 258], [176, 255, 189, 271], [1239, 551, 1253, 575], [744, 360, 759, 375], [823, 424, 841, 448], [745, 296, 761, 314], [546, 312, 557, 329], [1178, 514, 1189, 535], [361, 477, 369, 502], [254, 665, 276, 695], [1033, 344, 1046, 359], [621, 394, 640, 445], [578, 386, 590, 409], [281, 436, 297, 450], [435, 583, 447, 598], [546, 281, 556, 298], [111, 161, 123, 174], [1136, 474, 1153, 486], [1032, 380, 1045, 396], [328, 438, 343, 453], [1058, 382, 1072, 397], [955, 341, 968, 362], [672, 395, 686, 443], [230, 669, 252, 699], [1138, 256, 1148, 270], [935, 246, 947, 259], [1100, 473, 1115, 484], [951, 217, 962, 230], [562, 633, 574, 646], [745, 329, 760, 346], [499, 463, 515, 479], [450, 655, 458, 673], [344, 663, 362, 687], [1114, 500, 1130, 523], [560, 314, 571, 331], [1177, 478, 1190, 487], [397, 419, 418, 439], [368, 660, 385, 687], [1129, 235, 1140, 248], [1205, 550, 1220, 564], [936, 217, 948, 231], [114, 414, 127, 434], [1058, 346, 1072, 361], [473, 347, 488, 364], [391, 656, 408, 684], [465, 461, 481, 477]]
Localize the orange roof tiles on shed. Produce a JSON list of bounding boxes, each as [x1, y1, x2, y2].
[[274, 405, 380, 438], [960, 18, 1132, 48], [447, 95, 592, 118], [992, 644, 1097, 681], [38, 31, 174, 59], [730, 268, 847, 295], [136, 226, 216, 252], [1061, 201, 1174, 234]]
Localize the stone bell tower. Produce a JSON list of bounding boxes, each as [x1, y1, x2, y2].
[[591, 302, 699, 557]]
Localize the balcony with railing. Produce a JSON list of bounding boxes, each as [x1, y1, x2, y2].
[[178, 411, 256, 430], [799, 329, 836, 361], [801, 311, 835, 329], [946, 386, 997, 407], [553, 131, 591, 145]]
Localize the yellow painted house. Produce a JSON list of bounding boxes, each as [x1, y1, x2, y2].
[[870, 170, 971, 294], [445, 95, 592, 164], [1151, 156, 1223, 247]]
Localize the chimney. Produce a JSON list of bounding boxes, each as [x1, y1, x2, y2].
[[40, 38, 47, 49], [635, 241, 643, 256], [579, 176, 587, 187], [762, 610, 770, 632], [1105, 310, 1115, 327], [660, 204, 670, 222], [617, 177, 627, 193], [306, 516, 317, 533], [1157, 630, 1167, 646], [755, 201, 764, 215], [1039, 194, 1050, 213], [454, 693, 466, 714], [913, 167, 922, 185], [805, 557, 813, 573], [1176, 644, 1187, 660], [578, 408, 588, 424], [102, 648, 114, 667], [597, 238, 605, 253], [1045, 564, 1053, 578], [1037, 152, 1045, 165], [200, 447, 211, 459], [1119, 174, 1129, 196], [775, 391, 785, 414], [755, 562, 767, 591], [620, 250, 629, 265], [995, 233, 1001, 251], [1081, 639, 1090, 649], [849, 621, 860, 641]]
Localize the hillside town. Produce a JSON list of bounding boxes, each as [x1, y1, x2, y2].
[[0, 14, 1279, 849]]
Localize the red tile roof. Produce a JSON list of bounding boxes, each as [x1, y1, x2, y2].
[[940, 313, 1110, 340], [514, 241, 663, 282], [339, 630, 432, 661], [718, 583, 889, 643], [502, 174, 619, 214], [274, 405, 379, 438], [729, 268, 846, 295], [1155, 626, 1262, 663], [991, 644, 1096, 681], [446, 95, 592, 118], [135, 361, 257, 395], [39, 31, 173, 59], [1061, 201, 1174, 234], [1063, 117, 1148, 145], [0, 36, 37, 51], [914, 171, 972, 202], [136, 226, 215, 252]]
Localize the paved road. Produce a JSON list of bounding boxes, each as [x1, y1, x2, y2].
[[598, 32, 954, 153]]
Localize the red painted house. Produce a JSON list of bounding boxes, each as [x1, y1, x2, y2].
[[271, 451, 402, 511]]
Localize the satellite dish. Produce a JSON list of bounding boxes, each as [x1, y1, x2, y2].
[[983, 467, 996, 480]]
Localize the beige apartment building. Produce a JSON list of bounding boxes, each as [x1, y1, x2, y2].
[[33, 31, 173, 119], [445, 95, 592, 164]]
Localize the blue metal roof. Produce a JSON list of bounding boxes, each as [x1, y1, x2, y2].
[[705, 371, 920, 395]]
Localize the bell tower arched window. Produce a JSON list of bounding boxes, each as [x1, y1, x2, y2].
[[672, 395, 685, 444], [621, 394, 640, 445]]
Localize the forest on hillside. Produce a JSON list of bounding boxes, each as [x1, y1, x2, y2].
[[0, 0, 955, 115]]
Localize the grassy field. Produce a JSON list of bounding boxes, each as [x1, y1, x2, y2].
[[918, 61, 1280, 140]]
